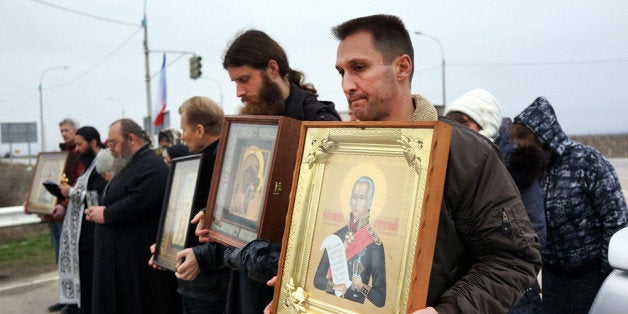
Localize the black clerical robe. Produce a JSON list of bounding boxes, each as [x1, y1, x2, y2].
[[92, 145, 180, 314]]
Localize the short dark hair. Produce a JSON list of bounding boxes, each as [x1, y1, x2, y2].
[[223, 29, 317, 94], [332, 14, 415, 79], [446, 111, 481, 129], [76, 126, 106, 149], [158, 129, 179, 144]]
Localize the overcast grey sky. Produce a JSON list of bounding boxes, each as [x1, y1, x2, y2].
[[1, 0, 627, 154]]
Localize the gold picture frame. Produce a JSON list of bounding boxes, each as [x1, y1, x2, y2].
[[154, 154, 210, 271], [273, 121, 451, 313], [27, 152, 69, 215]]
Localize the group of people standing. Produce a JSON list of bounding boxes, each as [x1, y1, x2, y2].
[[24, 13, 626, 314], [444, 87, 627, 313]]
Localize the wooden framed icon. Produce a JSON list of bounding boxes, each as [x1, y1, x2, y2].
[[154, 153, 212, 271], [26, 152, 69, 215], [204, 115, 301, 247], [273, 121, 451, 313]]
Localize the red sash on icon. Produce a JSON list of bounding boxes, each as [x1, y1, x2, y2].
[[345, 227, 374, 260], [326, 227, 374, 279]]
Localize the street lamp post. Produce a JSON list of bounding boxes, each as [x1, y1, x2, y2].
[[39, 65, 68, 152], [414, 31, 446, 107]]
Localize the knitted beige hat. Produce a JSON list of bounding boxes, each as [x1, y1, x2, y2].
[[446, 88, 502, 140]]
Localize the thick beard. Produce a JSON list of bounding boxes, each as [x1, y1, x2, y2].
[[239, 73, 285, 115], [79, 149, 96, 167], [111, 143, 133, 174]]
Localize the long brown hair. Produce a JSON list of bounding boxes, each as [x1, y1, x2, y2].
[[223, 29, 317, 94]]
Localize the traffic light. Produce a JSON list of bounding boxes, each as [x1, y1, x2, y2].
[[189, 55, 202, 79]]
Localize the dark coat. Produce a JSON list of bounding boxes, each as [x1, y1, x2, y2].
[[79, 153, 108, 249], [283, 82, 341, 121], [313, 225, 386, 307], [183, 140, 230, 302], [496, 131, 548, 248], [515, 97, 627, 273], [427, 118, 542, 313], [92, 145, 180, 314], [496, 127, 548, 313], [223, 84, 340, 314]]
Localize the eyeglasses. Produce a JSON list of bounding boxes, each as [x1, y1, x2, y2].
[[107, 137, 125, 148]]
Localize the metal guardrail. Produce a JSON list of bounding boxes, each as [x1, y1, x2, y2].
[[0, 206, 42, 228]]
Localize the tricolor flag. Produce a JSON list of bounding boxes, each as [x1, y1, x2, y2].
[[153, 54, 167, 126]]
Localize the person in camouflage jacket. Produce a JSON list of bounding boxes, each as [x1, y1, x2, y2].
[[513, 96, 628, 313]]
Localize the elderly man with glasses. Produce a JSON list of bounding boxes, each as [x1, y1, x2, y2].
[[85, 119, 181, 314]]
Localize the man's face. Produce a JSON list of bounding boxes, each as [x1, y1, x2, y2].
[[59, 123, 76, 144], [108, 124, 133, 173], [336, 31, 397, 121], [227, 65, 285, 115], [159, 138, 170, 149], [462, 120, 481, 133], [351, 181, 370, 220], [74, 135, 90, 155], [511, 133, 540, 149], [180, 112, 202, 153], [107, 124, 128, 158], [448, 113, 481, 133]]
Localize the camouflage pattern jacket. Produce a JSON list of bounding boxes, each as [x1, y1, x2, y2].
[[514, 97, 627, 273]]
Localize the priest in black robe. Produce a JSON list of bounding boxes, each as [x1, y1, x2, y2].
[[85, 119, 180, 314]]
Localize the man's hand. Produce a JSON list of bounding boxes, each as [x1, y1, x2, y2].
[[52, 204, 66, 220], [263, 276, 278, 314], [85, 206, 105, 224], [191, 211, 211, 243], [23, 200, 31, 214], [59, 184, 71, 197], [352, 275, 364, 290], [148, 243, 166, 271], [175, 248, 200, 281], [334, 283, 348, 295]]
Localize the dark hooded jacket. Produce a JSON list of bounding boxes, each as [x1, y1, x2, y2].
[[496, 120, 548, 247], [283, 82, 341, 121], [426, 117, 542, 313], [514, 97, 627, 273]]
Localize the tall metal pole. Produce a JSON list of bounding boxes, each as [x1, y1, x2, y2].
[[38, 65, 68, 152], [143, 0, 152, 135], [414, 31, 446, 107]]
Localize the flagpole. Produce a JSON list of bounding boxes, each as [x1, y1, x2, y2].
[[142, 0, 152, 135]]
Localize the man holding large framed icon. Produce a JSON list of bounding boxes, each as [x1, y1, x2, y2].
[[270, 14, 541, 314], [328, 14, 541, 313], [150, 96, 229, 314], [191, 29, 341, 314]]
